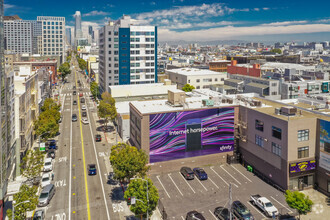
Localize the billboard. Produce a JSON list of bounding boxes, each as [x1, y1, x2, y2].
[[149, 107, 235, 163], [320, 119, 330, 171], [289, 160, 316, 173]]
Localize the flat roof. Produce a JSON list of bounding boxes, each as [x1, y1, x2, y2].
[[246, 82, 269, 89], [167, 68, 226, 76], [225, 78, 243, 83]]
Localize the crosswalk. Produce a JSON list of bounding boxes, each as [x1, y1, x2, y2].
[[60, 92, 91, 98]]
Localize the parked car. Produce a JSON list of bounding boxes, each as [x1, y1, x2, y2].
[[73, 100, 77, 105], [33, 209, 45, 220], [81, 98, 85, 103], [46, 140, 57, 150], [81, 117, 89, 124], [232, 201, 254, 220], [73, 91, 76, 95], [47, 149, 55, 159], [88, 164, 97, 175], [186, 211, 206, 220], [180, 167, 194, 180], [81, 105, 86, 110], [250, 194, 278, 217], [41, 173, 52, 188], [43, 158, 53, 172], [82, 111, 87, 117], [72, 114, 77, 122], [38, 184, 55, 207], [278, 214, 297, 220], [214, 206, 231, 220], [193, 168, 208, 180], [95, 134, 102, 142]]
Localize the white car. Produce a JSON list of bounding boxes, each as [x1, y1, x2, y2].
[[81, 117, 89, 124], [41, 173, 52, 188], [81, 105, 86, 110], [43, 158, 53, 172]]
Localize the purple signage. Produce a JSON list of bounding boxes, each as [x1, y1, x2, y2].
[[289, 160, 316, 173], [149, 107, 235, 163]]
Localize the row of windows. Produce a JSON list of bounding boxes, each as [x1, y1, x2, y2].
[[43, 44, 63, 47], [43, 48, 63, 51], [186, 78, 224, 83], [130, 69, 155, 73], [43, 35, 63, 39], [108, 31, 119, 36], [130, 31, 155, 36], [43, 39, 63, 43], [43, 31, 63, 34], [43, 26, 63, 30], [43, 21, 63, 25]]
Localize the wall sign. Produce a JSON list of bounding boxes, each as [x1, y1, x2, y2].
[[290, 160, 316, 173]]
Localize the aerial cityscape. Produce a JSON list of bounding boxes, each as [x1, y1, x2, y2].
[[1, 0, 330, 219]]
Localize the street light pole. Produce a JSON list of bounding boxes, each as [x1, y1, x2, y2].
[[12, 200, 30, 220], [130, 178, 149, 219]]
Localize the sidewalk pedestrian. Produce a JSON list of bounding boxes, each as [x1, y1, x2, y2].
[[52, 172, 54, 180]]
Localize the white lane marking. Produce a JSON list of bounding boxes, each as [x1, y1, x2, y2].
[[178, 172, 196, 194], [210, 167, 229, 187], [86, 103, 111, 220], [247, 201, 267, 218], [181, 216, 184, 220], [156, 176, 171, 198], [196, 177, 208, 191], [270, 196, 292, 212], [208, 177, 220, 189], [112, 203, 124, 213], [209, 209, 218, 220], [55, 179, 67, 187], [231, 165, 252, 183], [61, 94, 66, 112], [58, 156, 67, 163], [51, 213, 66, 220], [168, 174, 183, 196], [221, 165, 242, 185], [69, 93, 72, 220]]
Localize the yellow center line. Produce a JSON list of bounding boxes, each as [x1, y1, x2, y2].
[[75, 68, 91, 220]]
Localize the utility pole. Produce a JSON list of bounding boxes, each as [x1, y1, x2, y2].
[[229, 183, 232, 220]]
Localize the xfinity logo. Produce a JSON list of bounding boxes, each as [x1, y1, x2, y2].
[[219, 145, 233, 151]]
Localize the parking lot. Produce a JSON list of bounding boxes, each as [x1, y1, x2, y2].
[[151, 163, 294, 219]]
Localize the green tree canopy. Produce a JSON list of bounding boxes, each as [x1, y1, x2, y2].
[[6, 185, 39, 220], [97, 100, 117, 129], [59, 62, 71, 80], [90, 82, 100, 99], [20, 149, 44, 182], [285, 190, 313, 219], [101, 91, 116, 106], [110, 143, 150, 183], [182, 84, 195, 92], [270, 48, 282, 54], [124, 178, 159, 219], [78, 58, 87, 70]]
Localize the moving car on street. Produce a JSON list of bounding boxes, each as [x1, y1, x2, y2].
[[180, 167, 195, 180], [193, 167, 208, 180], [72, 114, 77, 122], [82, 111, 87, 117], [73, 91, 76, 95], [81, 105, 86, 110], [81, 98, 85, 103], [81, 117, 89, 124], [73, 100, 77, 105], [79, 93, 83, 97], [88, 164, 97, 175], [250, 194, 278, 217]]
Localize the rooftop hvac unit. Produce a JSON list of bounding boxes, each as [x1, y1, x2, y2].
[[280, 106, 297, 116], [253, 100, 262, 107], [275, 108, 281, 115], [202, 99, 214, 106]]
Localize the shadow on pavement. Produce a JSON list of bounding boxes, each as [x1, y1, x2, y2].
[[110, 186, 125, 202]]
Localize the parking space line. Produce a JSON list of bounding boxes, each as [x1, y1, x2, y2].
[[209, 210, 218, 220], [247, 201, 267, 218], [181, 216, 184, 220], [196, 178, 208, 191], [210, 167, 229, 187], [270, 196, 292, 212], [178, 172, 196, 193], [168, 174, 184, 196], [156, 176, 171, 198], [231, 165, 252, 183], [208, 177, 219, 189], [221, 165, 242, 185]]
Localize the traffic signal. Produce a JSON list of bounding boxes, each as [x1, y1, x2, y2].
[[127, 197, 131, 205]]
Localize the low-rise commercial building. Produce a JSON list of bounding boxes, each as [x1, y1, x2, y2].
[[209, 60, 231, 72]]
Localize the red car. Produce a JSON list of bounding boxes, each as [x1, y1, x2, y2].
[[79, 93, 83, 97], [95, 134, 102, 142]]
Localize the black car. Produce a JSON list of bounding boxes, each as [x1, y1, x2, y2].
[[73, 100, 77, 105], [88, 164, 97, 175], [82, 111, 87, 117], [186, 211, 206, 220], [46, 140, 57, 150], [180, 167, 194, 180], [232, 201, 254, 220], [73, 86, 76, 89], [95, 134, 102, 142], [47, 149, 55, 159], [73, 91, 76, 95], [72, 114, 77, 122], [81, 98, 85, 103], [214, 207, 231, 220]]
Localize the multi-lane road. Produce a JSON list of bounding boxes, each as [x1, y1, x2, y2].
[[43, 58, 125, 220]]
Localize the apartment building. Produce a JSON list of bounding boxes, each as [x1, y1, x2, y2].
[[209, 60, 231, 72], [167, 68, 227, 90], [37, 16, 65, 61], [99, 15, 157, 93]]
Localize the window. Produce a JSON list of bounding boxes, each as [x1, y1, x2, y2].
[[272, 142, 281, 156], [114, 51, 119, 55], [196, 79, 200, 83], [272, 126, 282, 139], [255, 135, 264, 147], [255, 120, 264, 132], [298, 130, 309, 141], [298, 147, 309, 158]]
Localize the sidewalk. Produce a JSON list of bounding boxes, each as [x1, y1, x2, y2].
[[300, 189, 330, 220]]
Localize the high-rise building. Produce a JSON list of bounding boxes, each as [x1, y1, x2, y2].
[[74, 11, 83, 39], [88, 25, 94, 42], [4, 19, 33, 54], [37, 16, 65, 60], [98, 15, 157, 93], [29, 20, 42, 54], [66, 27, 72, 45]]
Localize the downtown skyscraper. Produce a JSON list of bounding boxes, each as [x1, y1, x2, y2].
[[66, 27, 72, 45], [74, 11, 83, 39]]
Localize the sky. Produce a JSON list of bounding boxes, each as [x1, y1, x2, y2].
[[4, 0, 330, 43]]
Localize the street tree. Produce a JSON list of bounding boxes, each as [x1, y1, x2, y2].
[[20, 149, 44, 183], [90, 82, 100, 99], [124, 178, 159, 219], [285, 190, 313, 219], [182, 84, 195, 92], [110, 143, 150, 183], [6, 184, 39, 220], [78, 58, 87, 70], [97, 100, 117, 131], [59, 62, 71, 80], [270, 48, 282, 54], [101, 91, 116, 106]]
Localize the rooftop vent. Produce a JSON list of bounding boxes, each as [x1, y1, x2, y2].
[[280, 106, 297, 116]]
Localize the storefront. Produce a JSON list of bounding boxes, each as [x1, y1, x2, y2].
[[288, 159, 316, 191]]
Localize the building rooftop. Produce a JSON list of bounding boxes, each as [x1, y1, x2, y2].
[[246, 82, 269, 89], [225, 78, 243, 83], [167, 68, 226, 76]]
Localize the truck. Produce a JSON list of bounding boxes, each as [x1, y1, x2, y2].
[[250, 194, 279, 217]]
